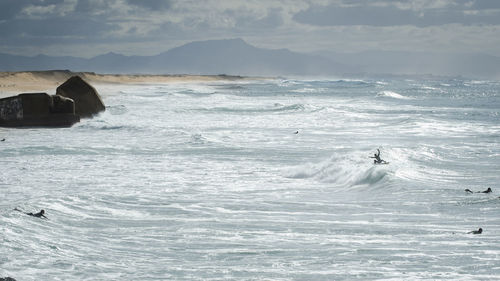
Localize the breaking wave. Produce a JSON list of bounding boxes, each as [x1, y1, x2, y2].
[[376, 90, 413, 100]]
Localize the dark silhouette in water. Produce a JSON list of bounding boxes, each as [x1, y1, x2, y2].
[[0, 277, 17, 281], [465, 187, 492, 193], [14, 208, 47, 219], [1, 138, 5, 141], [467, 228, 482, 234], [294, 131, 299, 134], [481, 187, 492, 193], [370, 149, 388, 164]]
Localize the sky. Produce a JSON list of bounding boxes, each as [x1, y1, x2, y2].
[[1, 0, 500, 58]]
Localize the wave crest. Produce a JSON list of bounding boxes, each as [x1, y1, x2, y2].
[[285, 156, 391, 188], [195, 103, 315, 114], [376, 91, 413, 100]]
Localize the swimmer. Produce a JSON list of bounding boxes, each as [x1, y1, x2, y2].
[[294, 131, 299, 134], [1, 138, 5, 141], [465, 187, 492, 193], [467, 228, 482, 234], [14, 208, 47, 219], [480, 187, 492, 193]]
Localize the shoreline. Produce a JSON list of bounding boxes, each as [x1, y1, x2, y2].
[[0, 70, 269, 99]]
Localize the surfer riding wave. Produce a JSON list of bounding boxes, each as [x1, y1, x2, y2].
[[370, 149, 388, 164]]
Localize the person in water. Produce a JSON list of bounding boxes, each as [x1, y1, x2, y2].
[[480, 187, 492, 193], [370, 149, 386, 164], [14, 208, 47, 219], [465, 187, 492, 193], [468, 228, 482, 234]]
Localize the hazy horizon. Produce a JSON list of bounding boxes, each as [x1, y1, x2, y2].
[[1, 37, 499, 79]]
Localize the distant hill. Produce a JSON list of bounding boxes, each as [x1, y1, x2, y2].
[[315, 50, 500, 80], [0, 39, 350, 76], [150, 38, 355, 75]]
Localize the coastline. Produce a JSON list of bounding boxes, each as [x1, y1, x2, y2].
[[0, 70, 266, 99]]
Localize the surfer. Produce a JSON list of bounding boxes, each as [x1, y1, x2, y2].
[[480, 187, 492, 193], [1, 138, 5, 141], [467, 228, 482, 234], [370, 149, 387, 164], [294, 131, 299, 134], [14, 208, 47, 219], [465, 187, 492, 193]]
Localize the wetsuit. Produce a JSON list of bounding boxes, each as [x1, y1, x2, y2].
[[15, 208, 47, 219], [28, 210, 47, 218], [468, 228, 482, 234], [370, 149, 384, 164]]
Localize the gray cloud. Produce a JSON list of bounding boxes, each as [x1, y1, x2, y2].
[[0, 0, 65, 20], [249, 7, 284, 29], [0, 0, 122, 45], [225, 7, 285, 31], [126, 0, 172, 11], [1, 0, 500, 58], [75, 0, 114, 15], [0, 0, 30, 20], [293, 1, 500, 27], [464, 0, 500, 10], [0, 16, 120, 45]]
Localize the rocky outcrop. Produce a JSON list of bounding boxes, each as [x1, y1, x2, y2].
[[0, 75, 104, 127], [56, 75, 105, 118], [0, 93, 79, 127]]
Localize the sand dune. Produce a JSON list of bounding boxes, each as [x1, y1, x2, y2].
[[0, 70, 255, 99]]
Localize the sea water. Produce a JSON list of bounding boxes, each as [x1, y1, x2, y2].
[[1, 77, 499, 280]]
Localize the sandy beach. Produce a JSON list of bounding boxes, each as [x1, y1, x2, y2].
[[0, 70, 256, 99]]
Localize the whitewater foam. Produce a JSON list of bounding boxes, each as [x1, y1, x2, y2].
[[2, 77, 500, 280], [376, 90, 413, 100]]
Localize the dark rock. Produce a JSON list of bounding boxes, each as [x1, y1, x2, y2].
[[56, 75, 105, 118], [0, 277, 17, 281], [0, 93, 79, 127], [50, 94, 75, 114]]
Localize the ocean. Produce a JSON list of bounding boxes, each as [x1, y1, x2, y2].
[[1, 77, 499, 280]]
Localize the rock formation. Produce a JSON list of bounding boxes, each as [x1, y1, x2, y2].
[[0, 93, 79, 127], [56, 75, 105, 118], [0, 75, 105, 127]]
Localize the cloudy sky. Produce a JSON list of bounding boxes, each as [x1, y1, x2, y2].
[[1, 0, 500, 58]]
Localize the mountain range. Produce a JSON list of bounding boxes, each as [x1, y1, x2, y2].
[[1, 38, 499, 79], [0, 39, 350, 76]]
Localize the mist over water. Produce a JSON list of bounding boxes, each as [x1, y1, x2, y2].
[[1, 77, 500, 280]]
